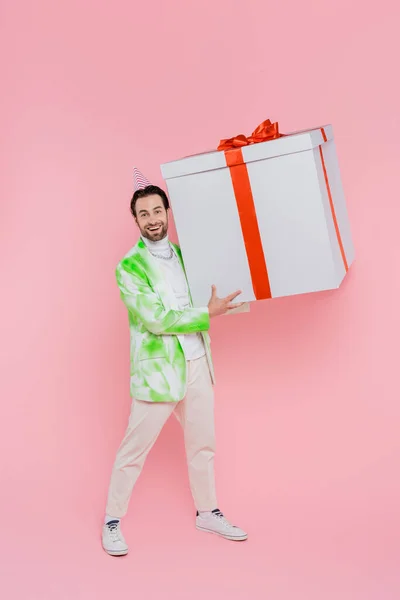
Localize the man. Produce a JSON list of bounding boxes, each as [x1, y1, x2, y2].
[[102, 168, 248, 556]]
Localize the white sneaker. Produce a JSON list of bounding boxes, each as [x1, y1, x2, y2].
[[102, 520, 128, 556], [196, 509, 248, 541]]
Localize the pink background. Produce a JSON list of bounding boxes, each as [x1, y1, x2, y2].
[[1, 1, 400, 598]]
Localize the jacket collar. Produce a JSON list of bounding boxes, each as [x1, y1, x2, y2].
[[135, 238, 191, 308], [137, 237, 185, 269]]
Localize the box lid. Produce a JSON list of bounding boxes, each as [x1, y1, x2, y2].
[[160, 125, 333, 180]]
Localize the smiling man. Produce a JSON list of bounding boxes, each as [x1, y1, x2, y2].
[[102, 168, 248, 556]]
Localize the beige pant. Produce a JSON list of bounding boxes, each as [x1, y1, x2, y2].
[[106, 355, 217, 517]]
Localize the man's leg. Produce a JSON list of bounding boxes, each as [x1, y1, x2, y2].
[[106, 398, 175, 517], [175, 356, 248, 541], [103, 398, 175, 555], [174, 356, 218, 512]]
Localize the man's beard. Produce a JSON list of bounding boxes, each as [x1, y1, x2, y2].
[[141, 221, 168, 242]]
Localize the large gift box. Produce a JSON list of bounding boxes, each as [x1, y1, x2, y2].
[[160, 119, 354, 306]]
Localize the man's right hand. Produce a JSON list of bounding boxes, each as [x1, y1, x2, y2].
[[207, 285, 244, 318]]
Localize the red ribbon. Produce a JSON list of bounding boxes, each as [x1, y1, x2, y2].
[[218, 118, 281, 300], [218, 119, 283, 151], [318, 128, 349, 272]]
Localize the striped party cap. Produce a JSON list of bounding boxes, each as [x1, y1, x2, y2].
[[133, 167, 151, 192]]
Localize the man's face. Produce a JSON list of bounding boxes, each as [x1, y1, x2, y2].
[[135, 194, 169, 242]]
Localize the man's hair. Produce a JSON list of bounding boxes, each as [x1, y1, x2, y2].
[[130, 185, 170, 218]]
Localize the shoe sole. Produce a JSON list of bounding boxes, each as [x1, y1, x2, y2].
[[102, 546, 128, 556], [196, 524, 248, 541]]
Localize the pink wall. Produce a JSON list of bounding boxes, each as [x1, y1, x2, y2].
[[1, 1, 399, 598]]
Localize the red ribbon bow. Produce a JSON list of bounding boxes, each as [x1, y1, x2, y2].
[[217, 119, 283, 151]]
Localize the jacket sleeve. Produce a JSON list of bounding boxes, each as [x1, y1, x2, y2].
[[116, 260, 210, 336]]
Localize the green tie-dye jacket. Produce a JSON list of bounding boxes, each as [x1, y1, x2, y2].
[[116, 238, 214, 403]]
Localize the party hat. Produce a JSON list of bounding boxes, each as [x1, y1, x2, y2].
[[133, 167, 151, 192]]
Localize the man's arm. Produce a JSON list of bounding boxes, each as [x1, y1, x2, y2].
[[116, 261, 210, 336]]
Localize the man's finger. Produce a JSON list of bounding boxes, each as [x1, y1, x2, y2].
[[227, 301, 245, 310], [225, 290, 242, 302], [211, 284, 217, 297]]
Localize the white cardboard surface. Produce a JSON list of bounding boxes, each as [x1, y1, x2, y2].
[[161, 125, 354, 306]]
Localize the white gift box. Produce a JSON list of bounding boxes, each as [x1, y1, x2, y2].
[[160, 124, 354, 306]]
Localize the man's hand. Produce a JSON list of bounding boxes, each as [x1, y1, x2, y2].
[[207, 285, 244, 318]]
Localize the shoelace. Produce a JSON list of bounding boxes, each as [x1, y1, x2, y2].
[[107, 521, 122, 541], [213, 510, 224, 518], [212, 510, 236, 529]]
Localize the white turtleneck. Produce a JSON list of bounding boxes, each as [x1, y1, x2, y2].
[[141, 235, 205, 360]]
